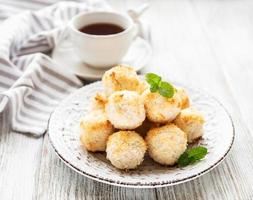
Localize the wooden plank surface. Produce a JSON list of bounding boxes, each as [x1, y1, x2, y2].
[[0, 113, 43, 200], [1, 0, 253, 199]]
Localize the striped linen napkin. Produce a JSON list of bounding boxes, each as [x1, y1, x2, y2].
[[0, 1, 109, 137]]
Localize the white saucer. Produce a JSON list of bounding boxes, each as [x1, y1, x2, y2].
[[52, 37, 152, 80]]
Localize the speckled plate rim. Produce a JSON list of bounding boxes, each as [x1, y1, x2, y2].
[[48, 81, 235, 188]]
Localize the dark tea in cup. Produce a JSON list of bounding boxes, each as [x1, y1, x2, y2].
[[79, 23, 124, 35]]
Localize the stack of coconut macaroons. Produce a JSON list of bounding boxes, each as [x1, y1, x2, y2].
[[80, 65, 204, 170]]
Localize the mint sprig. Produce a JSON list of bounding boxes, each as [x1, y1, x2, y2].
[[145, 73, 175, 98], [177, 146, 208, 167], [146, 73, 161, 85]]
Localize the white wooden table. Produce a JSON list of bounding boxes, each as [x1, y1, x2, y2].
[[1, 0, 253, 199]]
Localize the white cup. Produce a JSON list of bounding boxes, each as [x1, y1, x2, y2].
[[69, 11, 139, 69]]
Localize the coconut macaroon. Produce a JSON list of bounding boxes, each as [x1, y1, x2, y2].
[[175, 88, 190, 109], [91, 92, 107, 111], [142, 89, 181, 123], [102, 65, 146, 96], [80, 110, 114, 152], [105, 90, 145, 129], [146, 124, 187, 165], [106, 131, 147, 169], [174, 107, 205, 143]]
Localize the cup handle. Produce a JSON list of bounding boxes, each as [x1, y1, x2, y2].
[[127, 3, 149, 40]]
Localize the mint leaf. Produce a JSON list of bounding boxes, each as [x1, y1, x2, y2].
[[177, 152, 191, 167], [145, 73, 175, 98], [150, 84, 159, 92], [145, 73, 161, 85], [187, 146, 207, 160], [158, 81, 174, 98], [178, 146, 208, 167]]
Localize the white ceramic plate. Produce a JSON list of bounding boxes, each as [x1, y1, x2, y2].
[[52, 37, 152, 81], [48, 81, 234, 188]]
